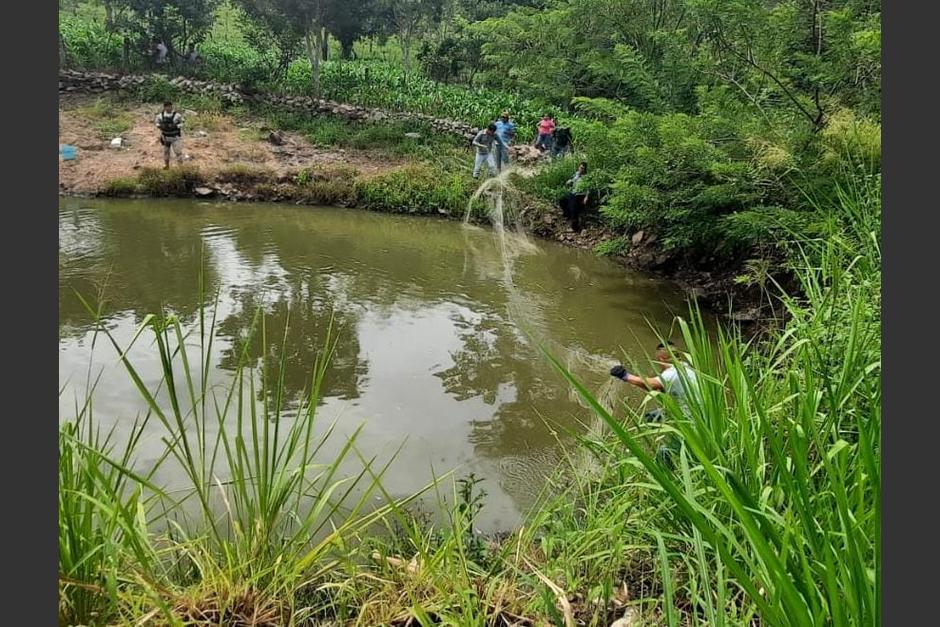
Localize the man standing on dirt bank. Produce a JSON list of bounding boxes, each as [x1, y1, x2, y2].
[[471, 123, 503, 179], [609, 341, 700, 469], [561, 161, 590, 231], [551, 126, 573, 160], [494, 111, 516, 172], [155, 101, 184, 169]]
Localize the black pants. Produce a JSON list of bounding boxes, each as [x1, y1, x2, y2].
[[561, 193, 588, 230]]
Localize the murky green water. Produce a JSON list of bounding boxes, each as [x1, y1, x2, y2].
[[59, 197, 695, 530]]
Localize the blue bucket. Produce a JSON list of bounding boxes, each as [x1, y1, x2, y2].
[[61, 144, 78, 161]]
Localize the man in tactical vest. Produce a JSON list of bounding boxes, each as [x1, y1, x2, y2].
[[155, 101, 184, 169]]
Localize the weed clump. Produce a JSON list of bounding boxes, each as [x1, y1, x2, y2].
[[355, 165, 472, 215], [102, 176, 139, 197], [77, 97, 135, 140], [215, 164, 275, 186], [137, 165, 204, 196]]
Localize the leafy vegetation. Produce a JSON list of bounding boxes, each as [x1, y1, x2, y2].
[[282, 60, 549, 132], [59, 178, 880, 625], [75, 97, 136, 139], [355, 164, 473, 215], [62, 0, 880, 268], [102, 176, 140, 196], [261, 108, 464, 157], [60, 2, 881, 624], [136, 165, 206, 196]]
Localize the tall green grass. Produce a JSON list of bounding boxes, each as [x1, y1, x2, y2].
[[58, 286, 431, 625], [59, 176, 879, 625], [541, 174, 881, 625]]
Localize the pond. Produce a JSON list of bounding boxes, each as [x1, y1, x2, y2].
[[59, 197, 696, 531]]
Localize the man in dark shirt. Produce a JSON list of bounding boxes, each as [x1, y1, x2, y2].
[[551, 126, 573, 160]]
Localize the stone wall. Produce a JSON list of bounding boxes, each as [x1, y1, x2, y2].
[[58, 70, 479, 140]]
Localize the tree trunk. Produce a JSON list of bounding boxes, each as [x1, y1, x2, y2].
[[59, 31, 68, 68], [321, 28, 329, 62], [401, 30, 412, 73], [304, 22, 322, 98], [104, 0, 115, 32]]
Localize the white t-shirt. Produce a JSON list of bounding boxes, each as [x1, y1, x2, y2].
[[658, 362, 698, 416], [156, 43, 168, 63]]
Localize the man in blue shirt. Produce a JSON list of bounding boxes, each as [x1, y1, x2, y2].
[[494, 111, 516, 172]]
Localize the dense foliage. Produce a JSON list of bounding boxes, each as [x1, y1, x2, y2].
[[60, 2, 881, 625], [61, 0, 880, 266]]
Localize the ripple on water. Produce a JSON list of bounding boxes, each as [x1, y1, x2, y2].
[[59, 207, 108, 268], [199, 223, 238, 242], [495, 446, 563, 507]]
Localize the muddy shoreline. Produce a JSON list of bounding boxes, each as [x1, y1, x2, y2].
[[58, 74, 783, 331]]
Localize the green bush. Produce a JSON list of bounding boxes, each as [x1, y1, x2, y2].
[[721, 206, 824, 249], [299, 180, 358, 206], [135, 76, 181, 104], [137, 165, 205, 196], [60, 13, 124, 70], [568, 112, 758, 253], [593, 237, 631, 257], [355, 165, 472, 215], [294, 165, 359, 186], [198, 37, 278, 88], [519, 157, 581, 203], [102, 177, 140, 197]]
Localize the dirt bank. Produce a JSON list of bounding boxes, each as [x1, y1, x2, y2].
[[58, 94, 408, 195]]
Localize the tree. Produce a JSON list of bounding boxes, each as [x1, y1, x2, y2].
[[417, 18, 484, 85], [325, 0, 382, 59], [115, 0, 221, 61], [473, 0, 698, 109], [378, 0, 446, 73], [236, 2, 305, 79], [455, 0, 543, 23], [236, 0, 329, 96]]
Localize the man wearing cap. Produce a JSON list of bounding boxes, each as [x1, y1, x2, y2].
[[493, 111, 516, 172]]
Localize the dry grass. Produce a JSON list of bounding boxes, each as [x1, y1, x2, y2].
[[227, 144, 269, 163], [215, 163, 276, 185], [76, 96, 136, 140], [171, 586, 285, 627], [187, 111, 229, 134]]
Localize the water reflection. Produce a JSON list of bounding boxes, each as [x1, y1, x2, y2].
[[58, 197, 695, 530]]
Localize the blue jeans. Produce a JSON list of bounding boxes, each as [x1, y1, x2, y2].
[[496, 144, 511, 171], [473, 152, 497, 178], [536, 133, 553, 151]]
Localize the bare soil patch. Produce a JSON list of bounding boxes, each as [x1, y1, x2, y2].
[[58, 95, 408, 194]]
